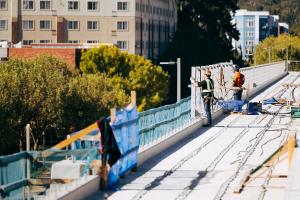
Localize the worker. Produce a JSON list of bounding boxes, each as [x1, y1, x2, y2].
[[191, 69, 214, 127], [232, 66, 245, 101]]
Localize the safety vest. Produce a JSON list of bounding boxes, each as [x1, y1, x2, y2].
[[202, 79, 214, 93]]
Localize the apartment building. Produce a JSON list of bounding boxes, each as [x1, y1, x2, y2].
[[0, 0, 177, 60], [232, 9, 284, 60]]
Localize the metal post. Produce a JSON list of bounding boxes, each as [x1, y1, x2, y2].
[[25, 124, 31, 179], [177, 58, 181, 102], [160, 59, 181, 103], [42, 131, 45, 151]]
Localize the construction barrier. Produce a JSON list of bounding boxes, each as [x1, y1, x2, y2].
[[108, 104, 139, 187], [0, 152, 29, 199]]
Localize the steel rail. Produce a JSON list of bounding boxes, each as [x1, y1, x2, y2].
[[212, 74, 299, 200]]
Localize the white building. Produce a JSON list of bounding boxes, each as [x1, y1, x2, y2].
[[232, 9, 280, 60]]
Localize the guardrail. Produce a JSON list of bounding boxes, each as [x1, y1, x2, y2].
[[139, 96, 191, 148], [0, 152, 29, 199], [0, 149, 100, 199]]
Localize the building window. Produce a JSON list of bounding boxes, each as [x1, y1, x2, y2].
[[87, 40, 98, 43], [23, 40, 34, 45], [246, 31, 254, 37], [0, 20, 7, 30], [117, 40, 128, 50], [40, 40, 51, 43], [87, 21, 98, 30], [117, 2, 128, 11], [67, 21, 79, 30], [40, 0, 51, 10], [117, 21, 128, 31], [68, 40, 79, 43], [87, 1, 98, 11], [0, 0, 7, 10], [22, 20, 34, 30], [245, 40, 254, 46], [245, 48, 253, 55], [246, 18, 254, 28], [40, 20, 51, 30], [23, 0, 34, 10], [68, 1, 79, 10]]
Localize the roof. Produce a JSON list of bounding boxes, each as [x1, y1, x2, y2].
[[235, 9, 270, 16]]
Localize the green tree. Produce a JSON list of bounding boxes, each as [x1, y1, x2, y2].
[[0, 55, 131, 155], [80, 46, 169, 111], [161, 0, 241, 100], [64, 74, 129, 129], [0, 56, 69, 153], [253, 34, 300, 65]]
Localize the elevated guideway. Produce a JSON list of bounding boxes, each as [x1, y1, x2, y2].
[[89, 73, 300, 200], [2, 61, 299, 200]]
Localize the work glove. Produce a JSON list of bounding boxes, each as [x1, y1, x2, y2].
[[190, 77, 197, 85]]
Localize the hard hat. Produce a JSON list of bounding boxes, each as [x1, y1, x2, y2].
[[204, 69, 212, 76]]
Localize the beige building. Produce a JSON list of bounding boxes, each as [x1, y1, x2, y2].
[[0, 0, 177, 60]]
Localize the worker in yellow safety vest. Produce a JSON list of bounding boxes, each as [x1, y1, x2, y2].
[[191, 69, 214, 127]]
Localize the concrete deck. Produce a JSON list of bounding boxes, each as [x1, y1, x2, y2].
[[88, 73, 300, 200]]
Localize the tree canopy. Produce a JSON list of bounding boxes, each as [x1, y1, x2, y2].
[[0, 56, 129, 155], [0, 56, 69, 153], [160, 0, 240, 100], [252, 34, 300, 65], [80, 45, 170, 111]]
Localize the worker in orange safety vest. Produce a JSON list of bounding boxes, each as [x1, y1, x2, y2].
[[232, 66, 245, 101]]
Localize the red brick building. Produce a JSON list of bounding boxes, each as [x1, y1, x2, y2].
[[8, 44, 94, 71]]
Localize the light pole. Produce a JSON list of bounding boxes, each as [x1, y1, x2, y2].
[[25, 124, 31, 179], [160, 58, 181, 102]]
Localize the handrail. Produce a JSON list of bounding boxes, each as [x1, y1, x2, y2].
[[139, 97, 191, 116]]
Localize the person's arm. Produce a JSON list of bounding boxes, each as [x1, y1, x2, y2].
[[190, 78, 205, 87], [232, 75, 235, 86]]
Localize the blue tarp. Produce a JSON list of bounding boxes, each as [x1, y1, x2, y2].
[[218, 100, 244, 112], [108, 105, 139, 187], [263, 97, 278, 105]]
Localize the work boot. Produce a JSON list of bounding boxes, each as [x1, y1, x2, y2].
[[203, 124, 211, 127]]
